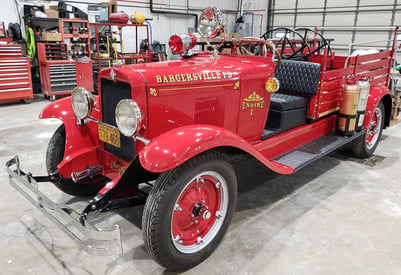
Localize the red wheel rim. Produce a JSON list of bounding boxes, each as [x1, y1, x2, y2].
[[366, 106, 382, 150], [171, 171, 228, 254]]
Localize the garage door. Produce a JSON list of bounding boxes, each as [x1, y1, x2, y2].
[[267, 0, 400, 55]]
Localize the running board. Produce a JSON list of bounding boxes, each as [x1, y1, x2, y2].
[[272, 131, 365, 172]]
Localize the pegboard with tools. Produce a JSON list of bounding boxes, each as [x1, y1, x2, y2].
[[59, 19, 90, 59]]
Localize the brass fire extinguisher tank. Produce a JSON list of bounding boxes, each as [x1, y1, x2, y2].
[[337, 77, 361, 136], [356, 74, 370, 131]]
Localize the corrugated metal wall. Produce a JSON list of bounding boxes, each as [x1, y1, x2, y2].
[[268, 0, 400, 56]]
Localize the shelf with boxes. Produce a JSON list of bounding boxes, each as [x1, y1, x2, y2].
[[36, 19, 93, 101]]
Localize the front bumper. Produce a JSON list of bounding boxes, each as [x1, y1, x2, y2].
[[6, 156, 123, 256]]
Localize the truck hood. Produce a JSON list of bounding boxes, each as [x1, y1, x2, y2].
[[98, 52, 275, 88]]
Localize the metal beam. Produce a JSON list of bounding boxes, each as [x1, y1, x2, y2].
[[321, 0, 328, 38], [293, 0, 299, 29], [271, 7, 401, 15]]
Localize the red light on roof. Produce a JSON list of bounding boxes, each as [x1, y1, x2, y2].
[[169, 35, 183, 54], [169, 34, 197, 54]]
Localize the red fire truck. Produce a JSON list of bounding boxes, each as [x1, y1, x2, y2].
[[6, 7, 398, 271]]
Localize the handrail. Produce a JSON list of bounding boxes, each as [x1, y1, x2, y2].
[[343, 26, 399, 69], [346, 39, 394, 60]]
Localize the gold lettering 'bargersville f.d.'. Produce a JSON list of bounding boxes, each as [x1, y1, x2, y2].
[[155, 71, 233, 84]]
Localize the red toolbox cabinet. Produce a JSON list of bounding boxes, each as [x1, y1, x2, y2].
[[76, 60, 93, 89], [0, 45, 33, 103], [38, 43, 93, 101]]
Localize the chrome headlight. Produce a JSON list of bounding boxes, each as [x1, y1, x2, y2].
[[71, 87, 96, 120], [115, 99, 143, 137]]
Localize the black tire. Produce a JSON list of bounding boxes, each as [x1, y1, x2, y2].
[[142, 151, 237, 271], [46, 125, 107, 197], [352, 101, 385, 158], [8, 23, 22, 42], [22, 98, 32, 104]]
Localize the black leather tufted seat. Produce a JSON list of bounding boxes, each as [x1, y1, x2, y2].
[[275, 60, 321, 95], [269, 93, 308, 111], [265, 60, 321, 136]]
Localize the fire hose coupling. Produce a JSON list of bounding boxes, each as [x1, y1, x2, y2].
[[71, 165, 102, 183]]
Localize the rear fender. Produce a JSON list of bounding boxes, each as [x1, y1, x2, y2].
[[39, 97, 102, 176], [365, 85, 392, 129], [139, 125, 294, 175]]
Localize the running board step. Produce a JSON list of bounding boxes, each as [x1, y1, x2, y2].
[[272, 131, 365, 171]]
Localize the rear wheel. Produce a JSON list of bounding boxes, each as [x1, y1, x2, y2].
[[46, 124, 107, 197], [352, 102, 385, 158], [142, 151, 237, 271]]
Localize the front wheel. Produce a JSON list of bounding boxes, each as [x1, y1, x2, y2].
[[352, 101, 385, 158], [142, 151, 237, 271]]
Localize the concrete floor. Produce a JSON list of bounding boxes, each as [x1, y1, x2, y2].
[[1, 95, 401, 274]]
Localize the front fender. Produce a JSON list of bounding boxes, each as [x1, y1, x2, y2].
[[139, 125, 294, 175], [365, 85, 392, 129], [39, 97, 75, 121], [39, 97, 102, 176]]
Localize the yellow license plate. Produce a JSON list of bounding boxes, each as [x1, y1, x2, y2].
[[98, 124, 120, 148]]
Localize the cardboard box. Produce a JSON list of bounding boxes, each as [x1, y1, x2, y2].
[[232, 33, 242, 39], [225, 33, 242, 39], [42, 32, 61, 41], [101, 0, 117, 16], [45, 9, 58, 18]]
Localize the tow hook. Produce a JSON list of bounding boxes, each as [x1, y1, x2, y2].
[[71, 165, 102, 183]]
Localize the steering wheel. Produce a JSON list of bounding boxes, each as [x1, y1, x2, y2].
[[261, 27, 311, 61], [238, 38, 282, 66], [295, 28, 333, 57]]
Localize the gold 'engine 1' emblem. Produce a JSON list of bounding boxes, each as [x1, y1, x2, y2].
[[242, 91, 265, 116]]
